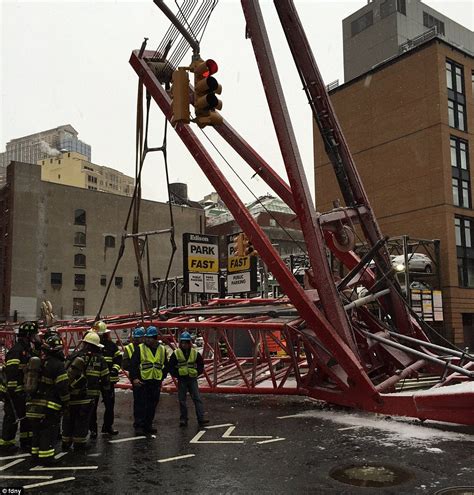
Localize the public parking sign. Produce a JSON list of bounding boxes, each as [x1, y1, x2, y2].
[[227, 233, 257, 294], [183, 233, 219, 294]]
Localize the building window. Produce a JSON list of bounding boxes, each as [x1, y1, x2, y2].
[[472, 71, 474, 96], [100, 275, 107, 286], [74, 232, 86, 246], [115, 277, 123, 288], [74, 273, 86, 290], [452, 178, 470, 208], [451, 137, 470, 208], [456, 216, 474, 287], [397, 0, 406, 15], [446, 60, 464, 95], [51, 272, 62, 286], [269, 219, 277, 227], [74, 209, 86, 225], [74, 253, 86, 267], [423, 11, 445, 35], [134, 275, 140, 287], [448, 99, 466, 131], [351, 10, 373, 37], [73, 298, 85, 316], [105, 235, 115, 248]]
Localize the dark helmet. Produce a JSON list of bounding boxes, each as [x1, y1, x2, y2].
[[43, 334, 63, 353], [18, 321, 39, 337]]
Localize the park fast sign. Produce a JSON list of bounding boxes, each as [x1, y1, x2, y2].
[[183, 233, 219, 294]]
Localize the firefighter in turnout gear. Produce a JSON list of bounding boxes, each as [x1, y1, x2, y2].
[[88, 322, 121, 436], [169, 331, 208, 427], [62, 331, 110, 450], [0, 321, 39, 451], [129, 326, 168, 434], [123, 327, 145, 429], [26, 335, 70, 465]]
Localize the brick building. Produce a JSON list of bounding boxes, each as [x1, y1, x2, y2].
[[314, 35, 474, 346]]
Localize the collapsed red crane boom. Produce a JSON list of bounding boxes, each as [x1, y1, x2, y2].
[[122, 0, 474, 424]]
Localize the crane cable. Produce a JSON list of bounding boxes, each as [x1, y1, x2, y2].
[[95, 82, 176, 320]]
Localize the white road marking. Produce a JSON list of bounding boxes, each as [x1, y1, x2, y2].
[[277, 414, 301, 419], [0, 453, 30, 461], [23, 476, 75, 490], [257, 438, 286, 445], [205, 423, 234, 429], [158, 454, 196, 463], [221, 426, 272, 439], [338, 426, 363, 431], [54, 452, 68, 460], [30, 465, 98, 471], [0, 458, 25, 471], [190, 430, 244, 444], [108, 436, 147, 444], [87, 453, 101, 457], [0, 475, 52, 480]]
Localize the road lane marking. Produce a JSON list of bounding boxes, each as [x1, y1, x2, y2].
[[205, 423, 234, 429], [221, 426, 272, 439], [87, 453, 101, 457], [190, 430, 244, 444], [158, 454, 196, 463], [277, 414, 301, 419], [257, 438, 286, 445], [0, 475, 52, 480], [30, 465, 98, 471], [338, 426, 363, 431], [23, 476, 75, 490], [0, 458, 25, 471], [0, 453, 30, 461], [109, 436, 147, 444], [54, 452, 68, 460]]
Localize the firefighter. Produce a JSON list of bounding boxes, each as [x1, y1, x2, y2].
[[62, 331, 109, 450], [26, 334, 69, 465], [123, 327, 145, 430], [129, 326, 168, 434], [89, 321, 120, 437], [0, 321, 39, 451], [169, 331, 208, 427]]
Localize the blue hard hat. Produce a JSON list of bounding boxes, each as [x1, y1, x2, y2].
[[133, 327, 145, 338], [146, 326, 158, 337], [179, 331, 192, 341]]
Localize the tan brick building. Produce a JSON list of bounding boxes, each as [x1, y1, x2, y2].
[[314, 36, 474, 346], [0, 161, 204, 321]]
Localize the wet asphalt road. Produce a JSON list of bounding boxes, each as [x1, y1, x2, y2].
[[0, 390, 473, 494]]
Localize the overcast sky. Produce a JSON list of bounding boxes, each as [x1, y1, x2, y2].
[[1, 0, 473, 205]]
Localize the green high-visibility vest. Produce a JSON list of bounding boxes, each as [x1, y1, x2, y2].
[[124, 343, 135, 359], [174, 348, 198, 378], [139, 344, 165, 381]]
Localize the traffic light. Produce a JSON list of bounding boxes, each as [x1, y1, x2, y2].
[[171, 68, 190, 125], [234, 233, 246, 257], [244, 237, 257, 257], [193, 58, 223, 128]]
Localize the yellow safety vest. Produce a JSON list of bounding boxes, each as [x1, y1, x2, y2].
[[124, 343, 135, 359], [174, 348, 198, 378], [139, 344, 165, 381]]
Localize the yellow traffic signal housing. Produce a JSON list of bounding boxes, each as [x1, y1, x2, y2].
[[234, 233, 246, 257], [244, 238, 257, 257], [171, 68, 190, 125], [193, 58, 223, 128]]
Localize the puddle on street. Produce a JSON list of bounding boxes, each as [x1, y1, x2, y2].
[[329, 463, 413, 488]]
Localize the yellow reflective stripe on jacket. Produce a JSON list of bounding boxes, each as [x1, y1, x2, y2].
[[6, 359, 20, 366], [41, 377, 54, 385], [114, 350, 121, 357], [55, 373, 68, 384], [69, 399, 93, 405], [139, 344, 165, 381], [104, 356, 113, 363], [86, 370, 101, 377], [175, 348, 198, 377]]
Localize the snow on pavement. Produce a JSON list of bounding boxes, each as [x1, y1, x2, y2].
[[281, 409, 474, 451]]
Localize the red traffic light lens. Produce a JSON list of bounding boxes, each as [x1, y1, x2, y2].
[[205, 59, 218, 76]]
